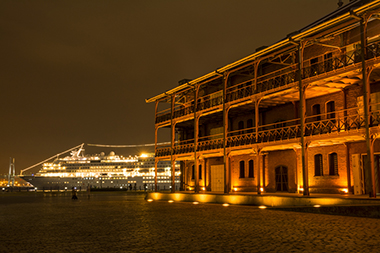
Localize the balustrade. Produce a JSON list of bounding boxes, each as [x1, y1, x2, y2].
[[227, 127, 256, 147], [156, 41, 380, 124], [197, 91, 223, 111], [156, 105, 380, 157]]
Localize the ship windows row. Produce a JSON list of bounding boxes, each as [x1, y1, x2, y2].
[[143, 180, 180, 184]]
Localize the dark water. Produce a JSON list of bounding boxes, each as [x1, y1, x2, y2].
[[1, 192, 380, 253]]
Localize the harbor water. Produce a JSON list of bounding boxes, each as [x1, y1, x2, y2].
[[1, 192, 380, 252]]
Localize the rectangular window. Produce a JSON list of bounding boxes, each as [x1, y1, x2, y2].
[[248, 160, 254, 178], [239, 161, 245, 178], [314, 154, 323, 176], [329, 153, 338, 176]]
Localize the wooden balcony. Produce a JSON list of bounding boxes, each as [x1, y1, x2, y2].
[[155, 106, 380, 157], [155, 41, 380, 126]]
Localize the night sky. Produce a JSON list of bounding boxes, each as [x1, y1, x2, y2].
[[0, 0, 341, 175]]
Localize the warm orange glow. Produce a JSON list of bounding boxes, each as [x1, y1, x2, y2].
[[314, 205, 321, 208], [258, 206, 267, 209], [147, 199, 153, 202], [341, 188, 348, 194], [201, 187, 206, 191], [193, 201, 199, 205], [222, 203, 229, 207], [168, 200, 174, 203], [233, 188, 238, 191], [260, 187, 264, 192]]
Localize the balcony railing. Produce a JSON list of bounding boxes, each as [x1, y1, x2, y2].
[[198, 133, 224, 151], [156, 106, 380, 157], [197, 90, 223, 112], [156, 100, 194, 124], [155, 41, 380, 125], [173, 139, 194, 155]]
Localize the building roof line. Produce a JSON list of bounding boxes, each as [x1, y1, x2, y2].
[[146, 0, 380, 103]]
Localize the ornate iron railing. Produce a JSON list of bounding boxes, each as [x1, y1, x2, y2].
[[227, 127, 256, 147], [256, 65, 297, 94], [156, 101, 194, 124], [156, 108, 172, 124], [173, 139, 195, 155], [257, 118, 301, 143], [156, 105, 380, 157], [226, 80, 255, 102], [155, 41, 380, 128], [197, 90, 223, 111], [156, 143, 171, 157], [197, 134, 224, 151]]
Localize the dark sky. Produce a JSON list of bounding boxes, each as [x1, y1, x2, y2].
[[0, 0, 341, 174]]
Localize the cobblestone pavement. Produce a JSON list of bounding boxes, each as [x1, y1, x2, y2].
[[1, 192, 380, 253]]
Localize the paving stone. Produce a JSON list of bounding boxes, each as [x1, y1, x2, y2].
[[1, 193, 380, 252]]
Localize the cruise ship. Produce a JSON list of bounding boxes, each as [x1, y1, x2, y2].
[[21, 146, 180, 191]]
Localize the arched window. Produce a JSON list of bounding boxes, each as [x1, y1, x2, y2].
[[329, 152, 338, 176], [248, 160, 254, 178], [239, 160, 245, 178], [191, 165, 195, 179], [314, 154, 323, 176], [199, 164, 202, 179]]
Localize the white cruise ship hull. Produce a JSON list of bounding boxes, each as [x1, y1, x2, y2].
[[21, 175, 179, 191]]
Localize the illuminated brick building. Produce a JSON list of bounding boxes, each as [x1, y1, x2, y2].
[[146, 0, 380, 196]]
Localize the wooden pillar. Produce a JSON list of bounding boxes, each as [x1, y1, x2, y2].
[[198, 158, 206, 191], [359, 15, 376, 197], [223, 73, 230, 194], [256, 148, 261, 194], [194, 86, 199, 193], [154, 100, 159, 192], [346, 143, 351, 194], [343, 89, 347, 131], [171, 94, 176, 193], [180, 161, 185, 191], [227, 154, 231, 192], [298, 42, 309, 196], [204, 159, 207, 190], [171, 159, 176, 193], [255, 100, 259, 142], [154, 159, 158, 192], [262, 153, 266, 192]]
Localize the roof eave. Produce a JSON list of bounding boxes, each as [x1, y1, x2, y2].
[[146, 0, 380, 104]]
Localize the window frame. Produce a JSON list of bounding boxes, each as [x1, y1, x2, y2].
[[248, 159, 254, 178], [239, 160, 245, 178], [314, 154, 323, 176]]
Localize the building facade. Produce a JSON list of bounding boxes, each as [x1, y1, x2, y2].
[[147, 0, 380, 196]]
